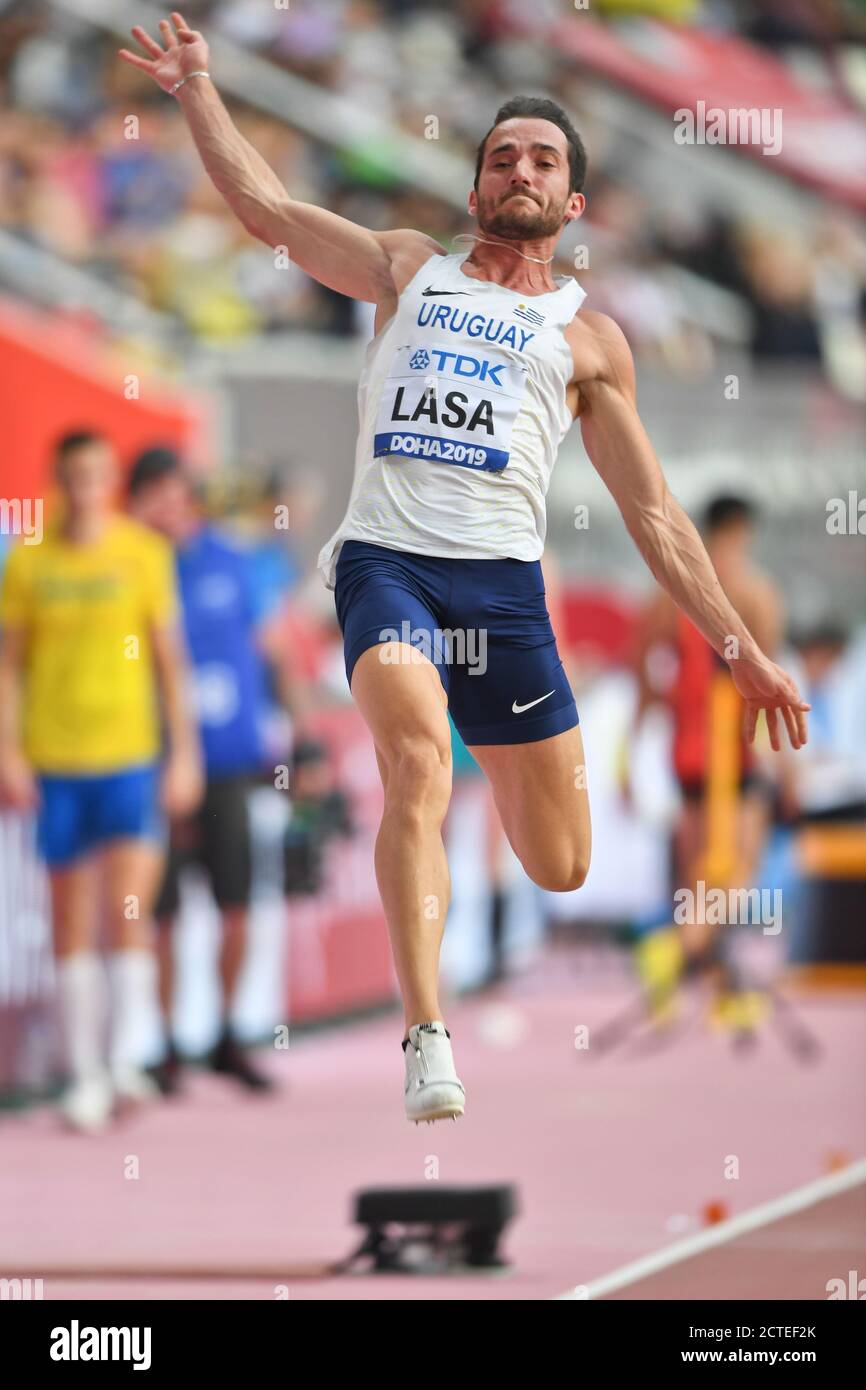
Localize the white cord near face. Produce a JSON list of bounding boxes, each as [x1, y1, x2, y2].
[[453, 233, 555, 266]]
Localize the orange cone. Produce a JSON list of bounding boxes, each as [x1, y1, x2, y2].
[[701, 1200, 729, 1225], [824, 1150, 850, 1173]]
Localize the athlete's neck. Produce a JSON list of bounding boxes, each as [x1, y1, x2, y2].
[[61, 510, 111, 544], [459, 237, 560, 295]]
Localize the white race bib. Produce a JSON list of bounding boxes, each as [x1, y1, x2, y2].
[[374, 342, 528, 473]]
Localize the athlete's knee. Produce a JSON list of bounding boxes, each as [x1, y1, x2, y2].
[[528, 845, 590, 893], [381, 732, 452, 816]]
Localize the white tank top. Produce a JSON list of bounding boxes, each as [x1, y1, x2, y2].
[[317, 250, 586, 588]]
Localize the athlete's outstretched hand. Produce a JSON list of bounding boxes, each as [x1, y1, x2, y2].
[[729, 653, 810, 751], [119, 11, 208, 92]]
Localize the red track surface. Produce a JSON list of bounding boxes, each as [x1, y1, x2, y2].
[[2, 950, 864, 1300]]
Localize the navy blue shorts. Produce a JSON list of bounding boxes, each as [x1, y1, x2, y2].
[[334, 540, 579, 746]]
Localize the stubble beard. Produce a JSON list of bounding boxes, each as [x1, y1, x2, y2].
[[477, 190, 565, 242]]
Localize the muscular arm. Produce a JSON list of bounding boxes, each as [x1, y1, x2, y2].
[[575, 310, 808, 750], [120, 13, 443, 303]]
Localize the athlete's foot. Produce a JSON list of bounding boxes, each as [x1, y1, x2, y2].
[[634, 928, 684, 1025], [111, 1064, 161, 1107], [59, 1071, 114, 1134], [146, 1040, 184, 1097], [210, 1026, 275, 1092], [403, 1021, 465, 1124]]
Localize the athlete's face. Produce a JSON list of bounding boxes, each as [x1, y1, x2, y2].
[[471, 118, 584, 241], [130, 473, 198, 543], [58, 442, 117, 518]]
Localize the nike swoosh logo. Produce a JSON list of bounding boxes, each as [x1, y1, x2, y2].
[[512, 691, 555, 714], [421, 288, 471, 297]]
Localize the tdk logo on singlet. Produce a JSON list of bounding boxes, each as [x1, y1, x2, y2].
[[417, 301, 536, 352], [409, 347, 505, 386]]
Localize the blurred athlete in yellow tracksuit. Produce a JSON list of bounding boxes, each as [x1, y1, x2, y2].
[[0, 430, 202, 1131]]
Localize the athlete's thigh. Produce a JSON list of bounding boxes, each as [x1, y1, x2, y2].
[[335, 542, 453, 765], [351, 641, 452, 769], [446, 555, 577, 748], [447, 554, 585, 860], [466, 723, 590, 865], [102, 836, 164, 946], [48, 860, 101, 956]]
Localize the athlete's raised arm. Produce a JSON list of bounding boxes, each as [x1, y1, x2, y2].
[[119, 12, 443, 303], [575, 309, 809, 752]]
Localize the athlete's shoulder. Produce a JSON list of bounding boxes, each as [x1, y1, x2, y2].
[[377, 228, 447, 259], [572, 307, 632, 358], [377, 229, 448, 295], [568, 308, 636, 404]]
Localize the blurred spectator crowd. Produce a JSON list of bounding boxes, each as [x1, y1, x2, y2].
[[0, 0, 864, 383]]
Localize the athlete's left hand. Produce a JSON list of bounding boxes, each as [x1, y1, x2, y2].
[[729, 654, 810, 751], [161, 748, 204, 818]]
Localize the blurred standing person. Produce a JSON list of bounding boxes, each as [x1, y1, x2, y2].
[[632, 497, 783, 1014], [0, 431, 202, 1131], [786, 624, 866, 822], [128, 447, 305, 1093]]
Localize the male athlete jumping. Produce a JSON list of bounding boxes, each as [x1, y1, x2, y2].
[[121, 13, 809, 1124]]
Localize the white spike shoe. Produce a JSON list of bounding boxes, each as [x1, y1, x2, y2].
[[59, 1071, 114, 1134], [403, 1021, 465, 1124]]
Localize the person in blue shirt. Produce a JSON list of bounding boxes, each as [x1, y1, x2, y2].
[[127, 446, 287, 1094]]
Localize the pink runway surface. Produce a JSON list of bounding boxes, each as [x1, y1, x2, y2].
[[2, 950, 865, 1301]]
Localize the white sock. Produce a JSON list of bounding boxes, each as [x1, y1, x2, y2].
[[55, 952, 108, 1086], [107, 949, 159, 1075]]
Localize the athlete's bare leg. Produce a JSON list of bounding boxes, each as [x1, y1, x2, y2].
[[467, 726, 591, 892], [50, 859, 101, 957], [674, 798, 709, 961], [676, 788, 772, 965], [350, 643, 452, 1033], [102, 838, 163, 950], [154, 919, 174, 1018], [737, 788, 772, 886], [218, 905, 247, 1008]]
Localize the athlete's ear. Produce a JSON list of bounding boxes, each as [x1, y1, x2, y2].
[[564, 192, 586, 225], [468, 187, 477, 217]]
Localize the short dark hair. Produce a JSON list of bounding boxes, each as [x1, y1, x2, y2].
[[703, 494, 757, 534], [127, 444, 181, 497], [54, 430, 107, 475], [792, 620, 848, 651], [475, 96, 587, 195]]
